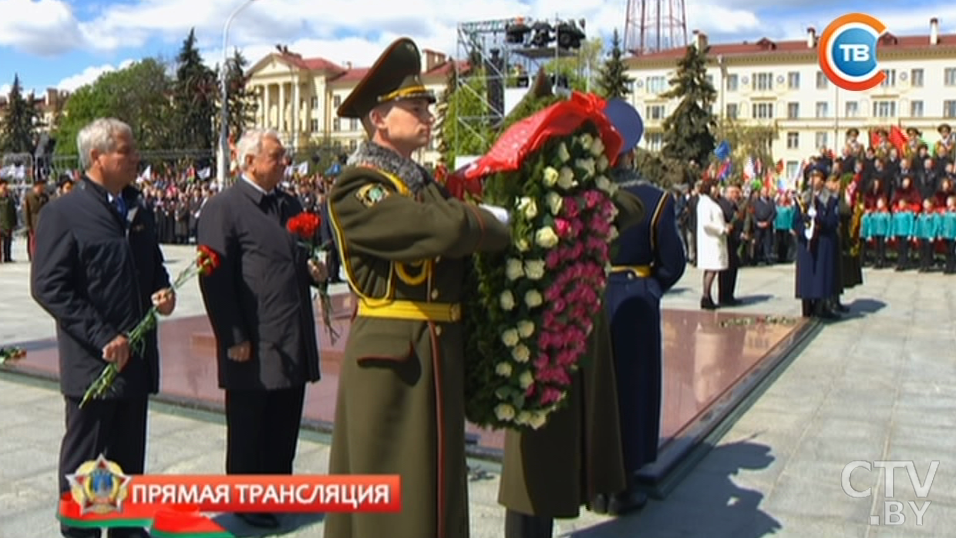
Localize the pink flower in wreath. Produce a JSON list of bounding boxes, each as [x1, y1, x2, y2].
[[552, 298, 567, 314], [570, 241, 585, 259], [555, 218, 572, 238], [534, 355, 550, 369], [546, 249, 562, 269], [541, 387, 564, 405], [563, 196, 580, 218], [584, 190, 603, 209]]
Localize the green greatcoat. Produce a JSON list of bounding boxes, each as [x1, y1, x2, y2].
[[499, 190, 644, 518], [325, 165, 511, 538]]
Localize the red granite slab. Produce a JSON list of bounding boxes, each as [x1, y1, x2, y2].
[[3, 294, 807, 455]]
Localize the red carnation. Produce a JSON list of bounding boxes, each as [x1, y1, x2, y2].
[[286, 213, 322, 240]]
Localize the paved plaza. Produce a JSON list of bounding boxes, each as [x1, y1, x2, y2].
[[1, 242, 955, 537]]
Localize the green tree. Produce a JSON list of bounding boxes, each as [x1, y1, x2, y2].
[[216, 48, 257, 144], [434, 65, 457, 170], [541, 37, 604, 92], [173, 29, 217, 151], [0, 75, 41, 154], [442, 68, 492, 167], [660, 44, 717, 168], [54, 58, 173, 156], [596, 30, 633, 99]]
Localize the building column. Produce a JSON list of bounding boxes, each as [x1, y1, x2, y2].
[[278, 83, 286, 135]]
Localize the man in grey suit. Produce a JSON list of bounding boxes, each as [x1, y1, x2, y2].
[[197, 129, 324, 529]]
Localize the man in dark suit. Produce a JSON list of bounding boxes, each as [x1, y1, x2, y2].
[[197, 128, 323, 530], [718, 184, 745, 305], [31, 118, 174, 538], [600, 103, 686, 516]]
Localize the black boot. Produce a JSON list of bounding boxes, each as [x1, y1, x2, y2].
[[701, 296, 718, 310]]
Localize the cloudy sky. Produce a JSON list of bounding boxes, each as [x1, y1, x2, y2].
[[0, 0, 953, 96]]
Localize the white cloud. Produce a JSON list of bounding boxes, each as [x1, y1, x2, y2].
[[0, 0, 87, 55], [55, 62, 127, 92]]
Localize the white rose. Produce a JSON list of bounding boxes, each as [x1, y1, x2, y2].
[[523, 199, 538, 219], [495, 362, 513, 377], [557, 167, 576, 190], [501, 328, 520, 347], [505, 258, 524, 281], [596, 154, 610, 172], [608, 226, 619, 242], [524, 290, 543, 308], [517, 320, 535, 338], [519, 370, 534, 389], [534, 227, 559, 249], [579, 133, 594, 150], [500, 290, 516, 311], [529, 411, 548, 429], [590, 137, 605, 157], [495, 404, 516, 421], [515, 411, 532, 425], [557, 143, 571, 163], [543, 166, 560, 186], [511, 344, 531, 363], [515, 238, 530, 252], [576, 158, 596, 178], [596, 175, 613, 194], [545, 191, 563, 216], [524, 260, 546, 280]]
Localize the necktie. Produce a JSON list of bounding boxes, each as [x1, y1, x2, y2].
[[113, 195, 128, 221]]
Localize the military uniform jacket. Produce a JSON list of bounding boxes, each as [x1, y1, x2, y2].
[[31, 178, 170, 397], [324, 144, 510, 538]]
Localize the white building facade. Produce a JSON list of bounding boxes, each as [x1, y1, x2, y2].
[[625, 19, 956, 178]]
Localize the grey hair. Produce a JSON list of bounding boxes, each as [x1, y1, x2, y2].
[[77, 118, 133, 170], [235, 129, 283, 170]]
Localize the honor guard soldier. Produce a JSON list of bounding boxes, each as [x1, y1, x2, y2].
[[792, 168, 841, 319], [323, 37, 511, 538], [602, 99, 686, 514]]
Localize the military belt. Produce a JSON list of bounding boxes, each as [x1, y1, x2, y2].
[[357, 299, 461, 322], [610, 265, 652, 278]]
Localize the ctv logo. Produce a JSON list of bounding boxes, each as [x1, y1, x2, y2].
[[842, 460, 938, 526], [818, 13, 887, 91]]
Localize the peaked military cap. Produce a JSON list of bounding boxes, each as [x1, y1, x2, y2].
[[939, 123, 951, 134], [337, 38, 436, 119], [846, 128, 859, 137]]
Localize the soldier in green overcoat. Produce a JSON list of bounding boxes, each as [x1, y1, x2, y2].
[[497, 96, 646, 538], [324, 38, 512, 538]]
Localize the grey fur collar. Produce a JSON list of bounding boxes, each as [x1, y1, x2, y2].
[[348, 141, 429, 195]]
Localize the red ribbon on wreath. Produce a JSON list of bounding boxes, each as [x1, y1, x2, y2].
[[444, 92, 625, 200]]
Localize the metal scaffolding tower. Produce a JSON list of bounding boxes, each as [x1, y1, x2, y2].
[[447, 16, 586, 165]]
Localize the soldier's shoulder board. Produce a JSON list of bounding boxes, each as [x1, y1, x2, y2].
[[356, 183, 390, 208]]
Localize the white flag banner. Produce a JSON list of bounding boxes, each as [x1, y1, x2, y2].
[[296, 161, 308, 176], [139, 165, 152, 181], [15, 165, 25, 179], [198, 167, 211, 179]]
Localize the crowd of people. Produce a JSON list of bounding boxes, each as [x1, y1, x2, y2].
[[678, 123, 956, 319]]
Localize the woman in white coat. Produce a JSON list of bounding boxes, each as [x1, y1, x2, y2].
[[695, 181, 729, 309]]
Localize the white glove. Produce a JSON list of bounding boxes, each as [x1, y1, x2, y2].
[[808, 205, 817, 218], [479, 203, 510, 225]]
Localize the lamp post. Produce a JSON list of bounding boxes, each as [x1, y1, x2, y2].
[[276, 45, 299, 157], [217, 0, 258, 188]]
